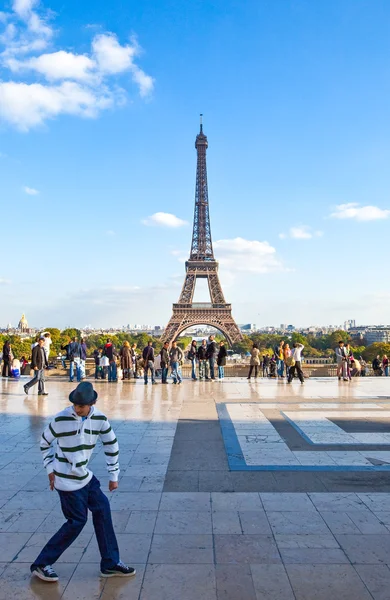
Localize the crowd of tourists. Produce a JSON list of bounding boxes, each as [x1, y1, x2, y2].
[[247, 341, 305, 383]]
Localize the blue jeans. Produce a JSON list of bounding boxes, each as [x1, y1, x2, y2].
[[61, 358, 66, 369], [31, 476, 119, 571], [74, 358, 82, 382], [385, 366, 389, 377], [144, 360, 155, 384], [69, 360, 74, 382], [277, 359, 284, 377], [108, 361, 117, 382], [171, 361, 182, 383], [199, 361, 208, 380], [209, 357, 216, 379], [95, 365, 100, 379], [218, 365, 224, 379], [161, 366, 168, 383], [190, 359, 197, 380]]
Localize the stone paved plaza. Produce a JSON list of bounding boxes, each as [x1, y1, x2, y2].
[[2, 376, 390, 599]]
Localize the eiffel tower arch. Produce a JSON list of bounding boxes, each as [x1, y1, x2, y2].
[[162, 117, 243, 346]]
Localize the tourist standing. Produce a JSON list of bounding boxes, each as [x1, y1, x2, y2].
[[142, 341, 156, 385], [103, 339, 118, 382], [383, 355, 389, 377], [344, 342, 353, 381], [1, 340, 12, 377], [43, 333, 52, 362], [373, 355, 382, 376], [160, 342, 169, 384], [287, 343, 305, 384], [80, 338, 87, 380], [262, 355, 270, 377], [131, 343, 138, 378], [188, 340, 198, 381], [169, 341, 183, 384], [283, 343, 291, 378], [276, 340, 285, 378], [217, 341, 227, 380], [119, 342, 132, 380], [197, 339, 209, 380], [207, 335, 217, 381], [93, 347, 102, 379], [335, 341, 348, 381], [30, 382, 135, 583], [247, 343, 260, 379], [24, 337, 48, 395]]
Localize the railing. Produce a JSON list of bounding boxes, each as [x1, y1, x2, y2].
[[173, 303, 230, 309]]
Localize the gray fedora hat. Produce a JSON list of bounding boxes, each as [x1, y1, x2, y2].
[[69, 382, 98, 405]]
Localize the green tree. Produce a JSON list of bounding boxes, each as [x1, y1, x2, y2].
[[362, 343, 390, 362], [61, 328, 81, 339]]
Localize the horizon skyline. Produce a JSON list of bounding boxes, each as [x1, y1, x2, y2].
[[1, 1, 390, 329]]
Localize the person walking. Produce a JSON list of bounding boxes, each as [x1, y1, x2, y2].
[[287, 343, 305, 384], [197, 339, 209, 381], [119, 342, 132, 380], [30, 381, 135, 583], [142, 341, 156, 385], [207, 335, 217, 381], [247, 343, 260, 379], [24, 337, 48, 396], [169, 341, 183, 384], [103, 339, 118, 382], [217, 341, 227, 380], [383, 355, 389, 377], [1, 340, 13, 377], [188, 340, 198, 381], [160, 342, 170, 384]]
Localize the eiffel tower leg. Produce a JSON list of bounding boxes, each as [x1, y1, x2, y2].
[[208, 273, 226, 304], [178, 273, 196, 304]]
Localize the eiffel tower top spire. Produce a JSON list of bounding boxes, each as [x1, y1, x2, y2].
[[190, 115, 214, 261]]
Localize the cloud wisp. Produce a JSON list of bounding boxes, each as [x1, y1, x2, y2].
[[213, 237, 285, 274], [0, 2, 154, 130], [279, 226, 323, 240], [330, 203, 390, 221], [23, 185, 39, 195], [142, 212, 188, 228]]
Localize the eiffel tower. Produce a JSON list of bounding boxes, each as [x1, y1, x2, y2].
[[162, 117, 243, 346]]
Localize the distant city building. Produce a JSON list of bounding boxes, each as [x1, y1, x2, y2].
[[18, 313, 29, 332], [344, 319, 356, 331], [364, 328, 390, 345]]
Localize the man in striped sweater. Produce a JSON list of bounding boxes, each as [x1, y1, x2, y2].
[[30, 382, 136, 583]]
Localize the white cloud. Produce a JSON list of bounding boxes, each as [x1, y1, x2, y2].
[[142, 212, 188, 228], [0, 278, 11, 284], [279, 226, 323, 240], [0, 81, 113, 130], [9, 50, 96, 81], [23, 185, 39, 195], [213, 237, 285, 274], [0, 3, 154, 130], [330, 203, 390, 221]]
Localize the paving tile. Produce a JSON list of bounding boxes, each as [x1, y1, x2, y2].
[[275, 534, 339, 548], [2, 491, 59, 511], [214, 534, 281, 564], [149, 534, 214, 564], [140, 563, 217, 600], [100, 564, 145, 600], [199, 471, 234, 492], [359, 493, 390, 512], [155, 510, 212, 534], [81, 533, 152, 564], [355, 564, 390, 600], [125, 511, 157, 534], [0, 532, 33, 561], [347, 509, 390, 534], [280, 547, 349, 564], [110, 492, 161, 511], [212, 511, 242, 534], [212, 493, 263, 511], [319, 511, 361, 535], [286, 564, 373, 600], [160, 492, 211, 511], [61, 562, 107, 600], [250, 564, 295, 599], [216, 564, 256, 600], [239, 511, 272, 535], [309, 492, 367, 512], [1, 562, 77, 600], [2, 509, 50, 533], [267, 511, 329, 535], [337, 534, 390, 564], [14, 531, 92, 563], [260, 493, 315, 512], [163, 470, 199, 492]]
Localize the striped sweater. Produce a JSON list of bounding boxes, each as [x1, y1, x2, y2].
[[40, 405, 119, 492]]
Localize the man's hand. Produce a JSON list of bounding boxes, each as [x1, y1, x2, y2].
[[48, 473, 55, 491], [109, 481, 118, 492]]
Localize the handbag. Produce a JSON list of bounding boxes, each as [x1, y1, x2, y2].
[[285, 356, 295, 367]]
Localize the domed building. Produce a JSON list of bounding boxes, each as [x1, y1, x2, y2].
[[18, 313, 29, 332]]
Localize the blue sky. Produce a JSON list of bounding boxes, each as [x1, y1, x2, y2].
[[1, 0, 390, 329]]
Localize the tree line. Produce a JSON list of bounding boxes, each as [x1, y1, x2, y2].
[[0, 328, 388, 363]]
